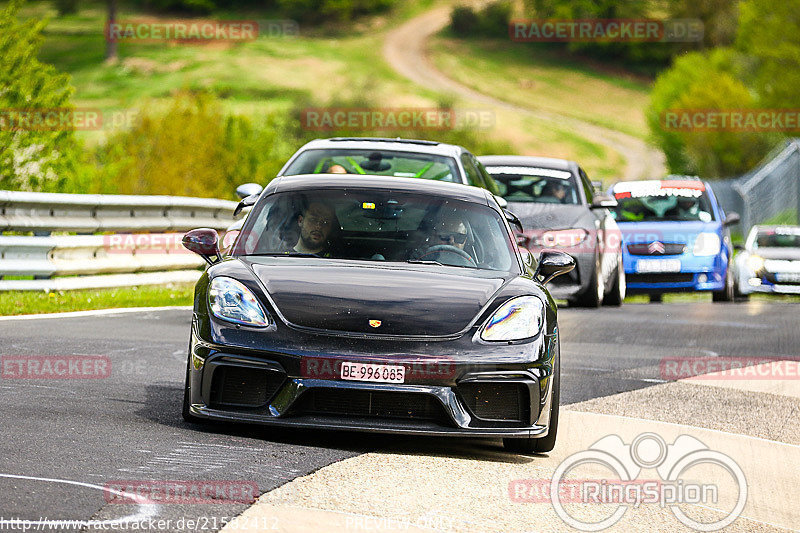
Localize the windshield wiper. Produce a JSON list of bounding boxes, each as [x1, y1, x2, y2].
[[406, 259, 444, 266], [244, 252, 322, 258]]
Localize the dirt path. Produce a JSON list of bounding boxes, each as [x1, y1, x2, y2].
[[383, 6, 666, 181]]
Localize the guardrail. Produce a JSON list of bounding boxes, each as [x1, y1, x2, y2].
[[0, 191, 240, 291]]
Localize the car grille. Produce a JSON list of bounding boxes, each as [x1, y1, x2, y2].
[[298, 389, 448, 421], [627, 243, 686, 255], [627, 273, 695, 284], [457, 382, 527, 423], [209, 365, 284, 409]]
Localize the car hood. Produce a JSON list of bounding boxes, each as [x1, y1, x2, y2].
[[618, 221, 719, 244], [751, 248, 800, 261], [506, 203, 591, 229], [244, 259, 512, 337]]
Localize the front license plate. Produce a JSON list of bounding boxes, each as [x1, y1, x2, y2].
[[635, 259, 682, 273], [340, 362, 405, 383]]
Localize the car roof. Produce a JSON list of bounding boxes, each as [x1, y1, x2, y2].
[[295, 137, 466, 158], [478, 155, 575, 172], [266, 174, 492, 205]]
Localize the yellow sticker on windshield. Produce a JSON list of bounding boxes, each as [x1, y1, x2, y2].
[[362, 202, 376, 210]]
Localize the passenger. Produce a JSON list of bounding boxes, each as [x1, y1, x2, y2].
[[326, 164, 348, 174]]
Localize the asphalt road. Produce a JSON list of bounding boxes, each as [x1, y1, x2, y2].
[[0, 301, 797, 531]]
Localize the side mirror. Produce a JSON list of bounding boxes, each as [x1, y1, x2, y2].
[[534, 250, 575, 285], [591, 180, 603, 192], [233, 193, 260, 217], [591, 195, 618, 209], [724, 212, 741, 226], [236, 183, 263, 200], [182, 228, 221, 265], [504, 208, 524, 233]]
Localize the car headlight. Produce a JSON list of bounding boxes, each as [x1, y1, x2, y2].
[[481, 296, 544, 342], [535, 229, 589, 248], [748, 254, 764, 272], [693, 232, 721, 256], [208, 277, 269, 327]]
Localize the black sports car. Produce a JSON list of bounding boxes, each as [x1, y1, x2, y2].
[[479, 155, 625, 307], [181, 174, 574, 453]]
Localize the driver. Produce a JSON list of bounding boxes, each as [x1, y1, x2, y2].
[[666, 196, 701, 219], [290, 200, 339, 256]]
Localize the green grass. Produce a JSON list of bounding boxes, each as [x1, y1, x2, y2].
[[761, 209, 799, 226], [0, 283, 195, 316], [430, 37, 652, 140], [12, 0, 638, 174]]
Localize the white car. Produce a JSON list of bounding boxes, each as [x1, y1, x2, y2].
[[735, 225, 800, 296]]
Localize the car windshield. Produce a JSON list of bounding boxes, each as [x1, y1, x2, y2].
[[282, 148, 461, 183], [482, 166, 580, 204], [610, 181, 715, 222], [233, 188, 518, 272], [755, 228, 800, 248]]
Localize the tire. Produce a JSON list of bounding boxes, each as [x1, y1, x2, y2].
[[603, 255, 626, 307], [504, 348, 560, 455], [649, 293, 663, 303], [182, 354, 202, 423], [713, 264, 734, 302], [570, 258, 603, 308]]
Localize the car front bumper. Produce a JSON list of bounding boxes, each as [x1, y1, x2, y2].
[[185, 318, 558, 438], [624, 253, 726, 293]]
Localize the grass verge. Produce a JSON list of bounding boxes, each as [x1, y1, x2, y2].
[[429, 37, 652, 140], [0, 283, 195, 316]]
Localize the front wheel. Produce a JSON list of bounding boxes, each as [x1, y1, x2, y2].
[[570, 259, 603, 308], [504, 350, 560, 454], [182, 354, 202, 423], [712, 265, 734, 302], [603, 255, 626, 307]]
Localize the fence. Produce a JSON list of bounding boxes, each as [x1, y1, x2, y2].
[[0, 191, 240, 291], [709, 139, 800, 234]]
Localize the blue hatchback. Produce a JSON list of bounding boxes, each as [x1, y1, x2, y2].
[[608, 178, 739, 302]]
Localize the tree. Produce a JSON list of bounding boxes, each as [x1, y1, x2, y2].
[[737, 0, 800, 108], [0, 0, 78, 191]]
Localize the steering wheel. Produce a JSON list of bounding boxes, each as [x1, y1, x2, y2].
[[419, 244, 477, 267]]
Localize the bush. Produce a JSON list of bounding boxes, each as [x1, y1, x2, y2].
[[54, 0, 79, 16], [79, 88, 512, 198], [647, 49, 775, 178], [450, 6, 480, 36], [0, 0, 78, 192], [450, 2, 512, 38]]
